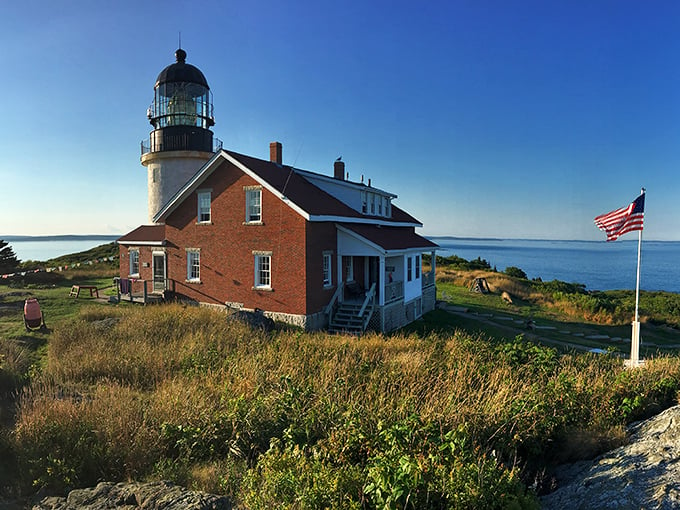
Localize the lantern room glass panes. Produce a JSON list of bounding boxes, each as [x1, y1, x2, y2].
[[150, 82, 213, 129]]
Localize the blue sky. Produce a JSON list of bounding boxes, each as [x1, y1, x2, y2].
[[1, 0, 678, 240]]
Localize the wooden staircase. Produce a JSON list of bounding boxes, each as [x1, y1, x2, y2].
[[328, 302, 370, 335]]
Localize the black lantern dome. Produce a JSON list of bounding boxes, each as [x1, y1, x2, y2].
[[155, 49, 209, 89], [146, 49, 215, 153]]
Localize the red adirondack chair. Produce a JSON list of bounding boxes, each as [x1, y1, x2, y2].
[[23, 298, 46, 331]]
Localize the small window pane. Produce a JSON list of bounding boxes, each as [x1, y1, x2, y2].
[[198, 192, 211, 223], [129, 250, 139, 276], [323, 254, 332, 286], [187, 251, 200, 281], [247, 189, 261, 222], [255, 254, 271, 288]]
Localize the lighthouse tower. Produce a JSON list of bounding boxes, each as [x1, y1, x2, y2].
[[141, 48, 217, 222]]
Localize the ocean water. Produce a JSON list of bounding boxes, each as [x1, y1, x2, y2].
[[5, 235, 679, 293], [430, 237, 680, 293], [6, 236, 119, 263]]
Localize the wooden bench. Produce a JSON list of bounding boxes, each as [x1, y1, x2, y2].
[[69, 285, 99, 298]]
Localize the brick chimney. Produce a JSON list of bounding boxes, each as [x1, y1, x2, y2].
[[334, 159, 345, 180], [270, 141, 282, 165]]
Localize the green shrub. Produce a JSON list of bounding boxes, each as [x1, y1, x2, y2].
[[241, 438, 363, 510], [505, 266, 528, 279]]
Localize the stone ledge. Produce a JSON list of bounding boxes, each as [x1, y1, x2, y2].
[[33, 481, 232, 510]]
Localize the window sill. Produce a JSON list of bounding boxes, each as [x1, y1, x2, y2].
[[243, 221, 264, 226], [196, 221, 213, 226], [185, 280, 202, 284], [128, 274, 140, 279], [252, 286, 273, 292]]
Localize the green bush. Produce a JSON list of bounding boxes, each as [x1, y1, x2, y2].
[[505, 266, 528, 279]]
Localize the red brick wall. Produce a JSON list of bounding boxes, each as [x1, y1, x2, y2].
[[305, 222, 338, 313], [160, 159, 318, 315]]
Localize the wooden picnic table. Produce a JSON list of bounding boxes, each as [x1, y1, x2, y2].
[[69, 285, 99, 298]]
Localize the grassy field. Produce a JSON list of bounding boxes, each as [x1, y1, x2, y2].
[[1, 249, 680, 509]]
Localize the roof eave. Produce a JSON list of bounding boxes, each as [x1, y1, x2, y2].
[[116, 240, 166, 246], [310, 215, 422, 228]]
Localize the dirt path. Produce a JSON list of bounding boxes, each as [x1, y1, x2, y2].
[[438, 303, 599, 352]]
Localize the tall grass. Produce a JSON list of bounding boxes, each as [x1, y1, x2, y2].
[[9, 303, 680, 508]]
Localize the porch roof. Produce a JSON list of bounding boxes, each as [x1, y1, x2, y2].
[[338, 223, 438, 253], [117, 224, 166, 246]]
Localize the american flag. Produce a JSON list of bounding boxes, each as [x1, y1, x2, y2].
[[594, 193, 645, 242]]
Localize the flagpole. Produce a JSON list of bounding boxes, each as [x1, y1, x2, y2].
[[629, 187, 645, 368]]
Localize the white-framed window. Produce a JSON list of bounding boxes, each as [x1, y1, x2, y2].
[[323, 253, 332, 287], [370, 193, 376, 214], [129, 249, 140, 277], [361, 191, 367, 214], [197, 190, 211, 223], [415, 255, 421, 279], [246, 187, 262, 223], [254, 252, 271, 289], [186, 249, 200, 282], [386, 199, 392, 218], [378, 195, 383, 216], [407, 256, 413, 282], [344, 256, 354, 282]]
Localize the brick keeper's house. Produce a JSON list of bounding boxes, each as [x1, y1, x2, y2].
[[117, 49, 437, 333]]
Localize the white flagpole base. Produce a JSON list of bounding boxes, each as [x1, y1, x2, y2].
[[625, 321, 644, 368]]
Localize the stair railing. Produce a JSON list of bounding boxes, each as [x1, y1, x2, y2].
[[357, 282, 375, 317], [325, 282, 344, 325]]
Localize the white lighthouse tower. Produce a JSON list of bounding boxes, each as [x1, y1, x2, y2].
[[141, 48, 218, 222]]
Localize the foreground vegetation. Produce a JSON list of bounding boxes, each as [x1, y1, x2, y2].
[[2, 303, 680, 508], [2, 248, 680, 508]]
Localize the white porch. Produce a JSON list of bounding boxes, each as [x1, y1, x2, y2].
[[325, 226, 437, 333]]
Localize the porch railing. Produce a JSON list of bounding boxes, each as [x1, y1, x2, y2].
[[422, 270, 435, 288], [385, 280, 404, 304], [325, 282, 344, 324], [358, 283, 377, 331]]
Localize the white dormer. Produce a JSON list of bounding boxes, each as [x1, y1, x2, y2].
[[295, 162, 396, 218]]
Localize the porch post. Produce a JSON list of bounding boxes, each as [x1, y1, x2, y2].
[[431, 250, 436, 281], [379, 256, 385, 306], [336, 253, 343, 302]]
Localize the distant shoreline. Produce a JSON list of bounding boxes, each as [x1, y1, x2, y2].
[[2, 234, 120, 242], [426, 236, 678, 243]]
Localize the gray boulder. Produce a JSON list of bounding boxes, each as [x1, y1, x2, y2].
[[33, 481, 232, 510], [541, 405, 680, 509]]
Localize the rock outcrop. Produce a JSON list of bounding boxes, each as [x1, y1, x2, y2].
[[541, 405, 680, 509], [33, 481, 232, 510]]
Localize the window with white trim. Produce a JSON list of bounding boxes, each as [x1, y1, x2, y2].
[[361, 191, 367, 214], [187, 250, 200, 282], [323, 253, 332, 287], [197, 190, 211, 223], [407, 256, 413, 282], [415, 255, 421, 279], [246, 188, 262, 223], [129, 249, 140, 277], [254, 252, 271, 289]]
